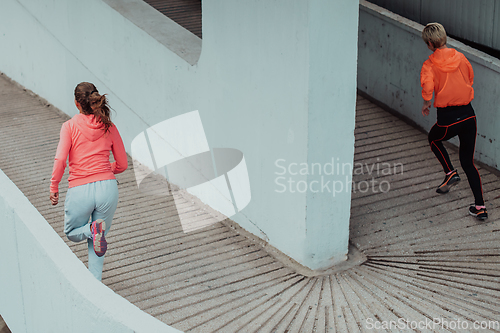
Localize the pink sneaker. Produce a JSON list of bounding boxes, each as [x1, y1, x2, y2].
[[91, 219, 107, 257]]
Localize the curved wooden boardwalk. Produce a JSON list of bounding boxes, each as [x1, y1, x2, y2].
[[1, 73, 499, 332]]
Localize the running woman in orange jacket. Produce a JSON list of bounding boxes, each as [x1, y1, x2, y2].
[[420, 23, 487, 220]]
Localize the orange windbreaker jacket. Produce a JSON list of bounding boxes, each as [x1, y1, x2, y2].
[[420, 48, 474, 108]]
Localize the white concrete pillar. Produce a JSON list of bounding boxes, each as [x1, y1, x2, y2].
[[304, 0, 359, 269], [202, 0, 359, 271]]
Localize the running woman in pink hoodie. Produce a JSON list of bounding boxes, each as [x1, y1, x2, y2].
[[50, 82, 128, 280]]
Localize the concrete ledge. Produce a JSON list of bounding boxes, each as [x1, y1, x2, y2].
[[0, 169, 182, 333], [360, 1, 500, 73], [103, 0, 201, 66]]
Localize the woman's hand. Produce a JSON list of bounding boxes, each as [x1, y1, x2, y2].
[[50, 192, 59, 206], [422, 100, 432, 116]]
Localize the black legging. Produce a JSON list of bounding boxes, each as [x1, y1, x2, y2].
[[428, 114, 484, 206]]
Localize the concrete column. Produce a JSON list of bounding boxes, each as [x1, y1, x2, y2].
[[202, 0, 359, 271], [305, 0, 359, 269]]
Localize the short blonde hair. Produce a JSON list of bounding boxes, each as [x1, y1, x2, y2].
[[422, 23, 447, 48]]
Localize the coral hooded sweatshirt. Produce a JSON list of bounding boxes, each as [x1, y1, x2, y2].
[[420, 47, 474, 108], [50, 114, 128, 193]]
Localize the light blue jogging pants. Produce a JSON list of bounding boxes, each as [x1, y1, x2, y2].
[[64, 179, 118, 281]]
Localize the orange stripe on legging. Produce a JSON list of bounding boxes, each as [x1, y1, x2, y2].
[[430, 126, 452, 172]]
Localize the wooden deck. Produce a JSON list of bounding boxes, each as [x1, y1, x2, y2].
[[1, 72, 499, 332]]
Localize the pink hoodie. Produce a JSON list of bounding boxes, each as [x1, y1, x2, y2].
[[50, 114, 128, 193]]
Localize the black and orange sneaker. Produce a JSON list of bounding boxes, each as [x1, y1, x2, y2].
[[436, 170, 460, 194], [469, 205, 488, 221]]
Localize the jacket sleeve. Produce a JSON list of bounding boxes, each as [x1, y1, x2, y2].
[[110, 126, 128, 174], [50, 122, 71, 193], [464, 55, 474, 86], [420, 60, 434, 101]]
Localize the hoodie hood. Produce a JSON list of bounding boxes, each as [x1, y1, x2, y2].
[[429, 48, 462, 72], [72, 114, 106, 142]]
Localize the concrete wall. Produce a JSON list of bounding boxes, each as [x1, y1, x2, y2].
[[358, 1, 500, 169], [0, 170, 181, 333], [0, 0, 359, 271], [367, 0, 500, 51]]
